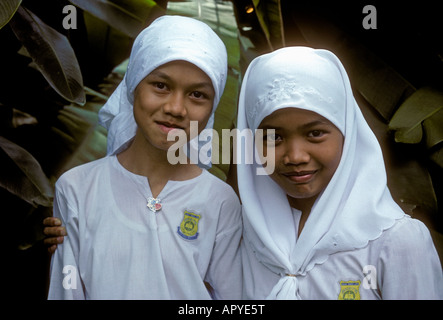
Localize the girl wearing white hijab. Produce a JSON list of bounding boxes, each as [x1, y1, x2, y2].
[[237, 46, 443, 299], [48, 15, 242, 299]]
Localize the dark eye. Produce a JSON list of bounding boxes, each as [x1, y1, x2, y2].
[[263, 132, 281, 143], [308, 130, 325, 138], [190, 91, 206, 99], [149, 81, 168, 91], [155, 82, 166, 90]]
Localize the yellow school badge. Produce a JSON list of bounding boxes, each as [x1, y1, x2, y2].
[[338, 281, 361, 300], [177, 210, 201, 240]]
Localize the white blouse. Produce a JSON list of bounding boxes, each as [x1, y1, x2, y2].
[[48, 155, 243, 299]]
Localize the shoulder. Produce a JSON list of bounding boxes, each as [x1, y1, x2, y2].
[[383, 216, 432, 246], [56, 156, 110, 192], [200, 170, 241, 207], [378, 216, 437, 259], [199, 171, 242, 234], [376, 216, 443, 299]]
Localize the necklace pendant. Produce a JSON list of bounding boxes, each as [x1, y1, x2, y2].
[[147, 197, 162, 213]]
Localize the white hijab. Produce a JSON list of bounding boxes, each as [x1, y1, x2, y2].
[[98, 15, 228, 167], [237, 47, 406, 299]]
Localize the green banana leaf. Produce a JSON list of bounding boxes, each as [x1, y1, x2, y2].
[[430, 147, 443, 168], [9, 6, 86, 105], [69, 0, 165, 38], [81, 11, 134, 75], [389, 87, 443, 145], [389, 87, 443, 167], [0, 0, 21, 29], [0, 136, 53, 207], [252, 0, 284, 50], [423, 108, 443, 149], [50, 96, 108, 178]]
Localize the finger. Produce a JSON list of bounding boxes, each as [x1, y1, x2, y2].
[[43, 236, 64, 245], [43, 226, 67, 237], [43, 217, 62, 227], [47, 244, 57, 254]]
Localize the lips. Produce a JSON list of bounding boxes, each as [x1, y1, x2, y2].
[[282, 170, 317, 183], [156, 121, 184, 133]]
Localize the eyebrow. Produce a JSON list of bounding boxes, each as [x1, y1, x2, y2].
[[148, 70, 214, 91], [148, 70, 171, 81], [259, 119, 333, 131], [300, 119, 332, 129]]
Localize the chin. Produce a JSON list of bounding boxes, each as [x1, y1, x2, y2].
[[284, 184, 320, 200]]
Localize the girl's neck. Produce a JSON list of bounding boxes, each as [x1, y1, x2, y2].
[[287, 195, 318, 237], [117, 131, 202, 197], [287, 195, 316, 215]]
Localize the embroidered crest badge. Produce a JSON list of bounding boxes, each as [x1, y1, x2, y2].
[[177, 210, 201, 240], [338, 280, 361, 300]]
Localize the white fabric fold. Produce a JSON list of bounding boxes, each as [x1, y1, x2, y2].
[[98, 15, 228, 167], [266, 275, 301, 300], [237, 47, 405, 299]]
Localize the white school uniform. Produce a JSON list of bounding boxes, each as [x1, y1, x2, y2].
[[48, 15, 238, 300], [236, 47, 443, 300], [48, 155, 242, 299], [242, 211, 442, 299]]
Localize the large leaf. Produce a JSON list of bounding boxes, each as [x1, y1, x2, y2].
[[355, 91, 438, 215], [424, 108, 443, 148], [424, 108, 443, 167], [9, 6, 86, 105], [389, 87, 443, 144], [0, 0, 21, 29], [252, 0, 284, 50], [51, 102, 107, 175], [81, 11, 134, 73], [0, 136, 53, 207], [69, 0, 165, 38], [430, 147, 443, 168]]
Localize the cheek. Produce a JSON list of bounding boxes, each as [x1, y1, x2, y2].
[[133, 101, 151, 130], [270, 147, 287, 166], [134, 89, 157, 112], [188, 107, 212, 131], [320, 138, 343, 175], [133, 94, 151, 122]]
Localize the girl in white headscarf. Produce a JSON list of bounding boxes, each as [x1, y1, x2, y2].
[[48, 15, 242, 299], [237, 46, 443, 299]]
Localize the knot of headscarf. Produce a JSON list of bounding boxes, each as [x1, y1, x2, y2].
[[267, 274, 302, 300]]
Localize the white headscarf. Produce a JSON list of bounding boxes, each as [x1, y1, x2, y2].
[[98, 15, 228, 167], [237, 47, 406, 299]]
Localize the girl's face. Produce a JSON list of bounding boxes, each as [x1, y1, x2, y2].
[[133, 60, 215, 151], [259, 108, 344, 208]]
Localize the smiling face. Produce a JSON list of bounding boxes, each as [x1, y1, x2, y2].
[[258, 107, 344, 210], [133, 60, 215, 152]]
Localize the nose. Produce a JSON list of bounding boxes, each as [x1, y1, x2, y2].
[[163, 92, 187, 118], [283, 139, 310, 165]]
